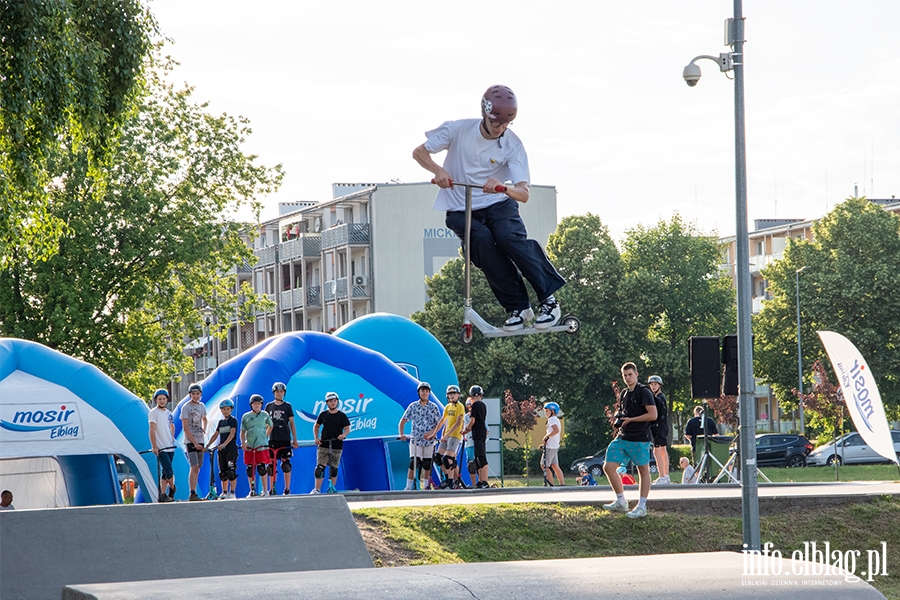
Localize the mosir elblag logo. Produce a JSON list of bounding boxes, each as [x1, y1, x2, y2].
[[837, 359, 877, 433], [300, 394, 378, 434], [0, 403, 83, 440]]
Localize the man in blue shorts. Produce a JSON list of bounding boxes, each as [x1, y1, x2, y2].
[[603, 362, 657, 518]]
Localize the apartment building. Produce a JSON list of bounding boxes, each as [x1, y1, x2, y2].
[[718, 198, 900, 432]]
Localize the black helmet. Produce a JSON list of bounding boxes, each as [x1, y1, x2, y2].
[[417, 381, 431, 391], [249, 394, 264, 405], [469, 385, 484, 397], [188, 383, 202, 394], [272, 382, 286, 392]]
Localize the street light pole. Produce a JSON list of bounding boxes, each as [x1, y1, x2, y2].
[[795, 266, 808, 434], [683, 0, 759, 551]]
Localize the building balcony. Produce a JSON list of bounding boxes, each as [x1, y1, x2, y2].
[[229, 258, 253, 275], [336, 277, 348, 300], [324, 280, 336, 302], [253, 246, 276, 267], [321, 223, 370, 250], [280, 235, 321, 260], [307, 286, 321, 306]]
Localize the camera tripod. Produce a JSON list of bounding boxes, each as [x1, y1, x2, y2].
[[712, 431, 771, 484]]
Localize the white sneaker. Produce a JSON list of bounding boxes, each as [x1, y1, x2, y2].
[[626, 505, 648, 519], [602, 500, 629, 513], [503, 307, 534, 331], [653, 476, 670, 485], [534, 299, 561, 329], [309, 488, 320, 495]]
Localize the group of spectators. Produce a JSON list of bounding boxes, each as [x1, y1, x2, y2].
[[398, 382, 491, 489], [148, 382, 349, 501]]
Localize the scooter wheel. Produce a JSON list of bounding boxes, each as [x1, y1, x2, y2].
[[562, 315, 580, 334], [460, 326, 474, 344]]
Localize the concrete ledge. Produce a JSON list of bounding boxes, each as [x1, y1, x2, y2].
[[1, 495, 372, 600], [61, 552, 886, 600]]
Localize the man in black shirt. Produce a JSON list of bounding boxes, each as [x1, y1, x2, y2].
[[462, 385, 490, 488], [311, 392, 351, 494], [602, 362, 657, 518], [684, 405, 718, 461], [266, 382, 299, 495]]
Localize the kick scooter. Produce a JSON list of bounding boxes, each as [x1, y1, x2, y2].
[[432, 179, 580, 343]]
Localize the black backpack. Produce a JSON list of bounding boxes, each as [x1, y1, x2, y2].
[[650, 391, 668, 436]]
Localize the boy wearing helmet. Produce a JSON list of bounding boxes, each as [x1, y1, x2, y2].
[[462, 385, 490, 488], [541, 402, 565, 486], [413, 85, 565, 331], [265, 382, 299, 495], [426, 385, 466, 489], [206, 399, 239, 499], [148, 389, 176, 502], [311, 392, 351, 494], [241, 395, 273, 497], [647, 375, 671, 485], [181, 383, 208, 501], [398, 382, 442, 490]]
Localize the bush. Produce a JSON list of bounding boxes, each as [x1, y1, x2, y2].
[[502, 444, 542, 477]]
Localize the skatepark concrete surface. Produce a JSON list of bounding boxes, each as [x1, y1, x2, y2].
[[0, 494, 372, 600], [61, 552, 886, 600]]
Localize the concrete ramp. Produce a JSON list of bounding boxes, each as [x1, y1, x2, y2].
[[0, 495, 372, 600], [59, 552, 886, 600]]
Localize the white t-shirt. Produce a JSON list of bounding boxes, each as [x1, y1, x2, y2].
[[148, 406, 176, 450], [424, 119, 530, 212], [545, 415, 561, 449], [682, 464, 698, 484]]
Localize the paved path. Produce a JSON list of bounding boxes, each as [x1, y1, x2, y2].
[[345, 480, 900, 509]]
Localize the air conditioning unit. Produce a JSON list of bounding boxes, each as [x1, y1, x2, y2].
[[353, 275, 368, 286]]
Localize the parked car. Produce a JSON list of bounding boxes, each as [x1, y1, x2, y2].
[[805, 431, 900, 467], [569, 447, 657, 478], [752, 434, 813, 468]]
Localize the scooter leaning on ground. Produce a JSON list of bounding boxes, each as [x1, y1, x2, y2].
[[432, 179, 580, 344]]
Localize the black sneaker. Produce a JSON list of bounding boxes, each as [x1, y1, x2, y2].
[[269, 487, 277, 496], [168, 485, 176, 500], [502, 307, 534, 331], [188, 492, 202, 501], [283, 489, 291, 496], [475, 481, 490, 489], [534, 298, 561, 329], [438, 480, 451, 490]]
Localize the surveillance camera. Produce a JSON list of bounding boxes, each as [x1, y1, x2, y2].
[[683, 63, 701, 87]]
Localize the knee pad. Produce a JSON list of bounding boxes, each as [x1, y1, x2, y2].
[[442, 455, 457, 471], [281, 459, 292, 473], [266, 463, 275, 477], [256, 463, 268, 476], [314, 464, 326, 479], [330, 466, 339, 479], [218, 469, 228, 481], [474, 455, 488, 470], [226, 469, 237, 481], [421, 457, 433, 473], [246, 465, 254, 478], [409, 457, 417, 471], [468, 460, 477, 474]]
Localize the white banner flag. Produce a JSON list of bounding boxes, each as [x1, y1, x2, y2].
[[818, 330, 898, 464]]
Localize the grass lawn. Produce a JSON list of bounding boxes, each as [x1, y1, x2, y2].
[[354, 496, 900, 599], [500, 463, 900, 487]]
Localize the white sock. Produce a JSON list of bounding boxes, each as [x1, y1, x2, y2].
[[638, 496, 647, 509], [616, 493, 626, 503], [405, 478, 414, 489]]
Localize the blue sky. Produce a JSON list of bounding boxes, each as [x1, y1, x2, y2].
[[149, 0, 900, 241]]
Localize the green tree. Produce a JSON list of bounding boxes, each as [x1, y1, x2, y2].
[[0, 0, 155, 264], [755, 198, 900, 420], [621, 215, 735, 432], [0, 55, 282, 397]]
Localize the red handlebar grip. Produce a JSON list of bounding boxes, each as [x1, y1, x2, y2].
[[495, 185, 507, 193]]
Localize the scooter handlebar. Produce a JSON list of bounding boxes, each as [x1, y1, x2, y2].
[[430, 179, 507, 193]]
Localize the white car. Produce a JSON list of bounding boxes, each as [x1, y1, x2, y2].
[[805, 430, 900, 467]]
